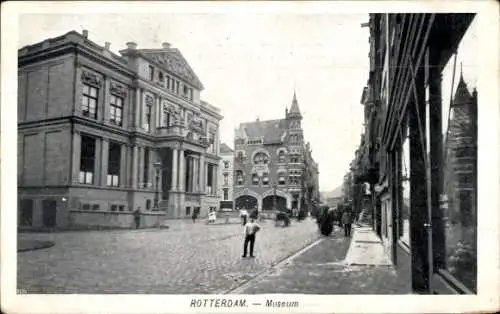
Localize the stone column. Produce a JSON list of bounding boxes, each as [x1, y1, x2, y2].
[[135, 88, 142, 128], [213, 164, 218, 196], [178, 149, 185, 191], [199, 154, 205, 193], [171, 148, 178, 190], [103, 77, 110, 123], [101, 139, 109, 186], [193, 156, 199, 193], [131, 146, 139, 189]]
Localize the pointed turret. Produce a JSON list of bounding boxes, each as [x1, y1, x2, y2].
[[287, 91, 302, 119], [453, 67, 473, 106]]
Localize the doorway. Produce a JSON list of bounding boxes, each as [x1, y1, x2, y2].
[[42, 200, 57, 227]]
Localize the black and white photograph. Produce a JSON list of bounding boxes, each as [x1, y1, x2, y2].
[[1, 1, 499, 313]]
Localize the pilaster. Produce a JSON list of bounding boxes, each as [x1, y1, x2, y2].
[[171, 148, 178, 190], [131, 145, 138, 189], [71, 131, 81, 184], [199, 154, 205, 193], [94, 137, 102, 186], [179, 149, 185, 191], [101, 139, 109, 186]]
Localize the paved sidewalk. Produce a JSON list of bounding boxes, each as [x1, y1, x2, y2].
[[234, 225, 410, 294], [344, 225, 392, 266]]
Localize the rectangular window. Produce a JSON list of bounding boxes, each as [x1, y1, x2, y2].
[[400, 127, 411, 246], [82, 204, 91, 211], [186, 206, 191, 216], [183, 85, 189, 98], [166, 76, 171, 89], [207, 164, 214, 194], [189, 88, 194, 101], [19, 199, 34, 226], [223, 173, 229, 185], [143, 105, 152, 132], [118, 205, 125, 212], [110, 204, 118, 212], [279, 176, 286, 185], [175, 81, 180, 94], [107, 142, 121, 187], [208, 132, 216, 154], [262, 176, 269, 186], [81, 84, 98, 119], [92, 204, 100, 211], [109, 95, 124, 126], [224, 161, 229, 169], [223, 188, 228, 200], [148, 65, 154, 81], [143, 148, 150, 188], [79, 135, 96, 184]]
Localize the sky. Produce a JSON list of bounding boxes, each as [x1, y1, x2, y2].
[[18, 11, 369, 191]]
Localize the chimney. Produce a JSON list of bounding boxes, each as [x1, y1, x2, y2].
[[126, 42, 137, 50], [104, 42, 111, 50], [82, 29, 89, 38], [162, 42, 171, 49]]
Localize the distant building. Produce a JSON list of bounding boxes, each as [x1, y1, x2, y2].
[[17, 30, 222, 229], [232, 92, 319, 213], [218, 143, 234, 211]]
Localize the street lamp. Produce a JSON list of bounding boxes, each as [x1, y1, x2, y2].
[[153, 158, 162, 210]]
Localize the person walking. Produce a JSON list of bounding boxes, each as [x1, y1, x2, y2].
[[342, 210, 352, 237], [240, 209, 248, 226], [242, 217, 260, 258], [133, 207, 141, 229], [192, 211, 197, 223]]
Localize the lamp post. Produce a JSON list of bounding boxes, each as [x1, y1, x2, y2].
[[153, 158, 162, 210]]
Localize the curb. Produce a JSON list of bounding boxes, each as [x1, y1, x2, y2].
[[18, 240, 55, 253], [224, 236, 324, 294]]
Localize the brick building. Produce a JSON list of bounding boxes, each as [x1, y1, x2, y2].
[[232, 93, 318, 214], [218, 143, 234, 211], [17, 30, 222, 229]]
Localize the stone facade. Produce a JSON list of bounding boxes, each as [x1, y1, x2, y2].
[[218, 143, 234, 210], [233, 93, 318, 213], [17, 30, 222, 229]]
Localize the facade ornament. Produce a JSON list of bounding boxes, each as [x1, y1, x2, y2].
[[145, 95, 154, 106], [110, 82, 127, 98], [81, 70, 102, 88]]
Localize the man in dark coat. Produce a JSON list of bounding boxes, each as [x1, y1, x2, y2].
[[133, 207, 141, 229]]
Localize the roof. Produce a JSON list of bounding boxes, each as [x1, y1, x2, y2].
[[452, 73, 473, 106], [238, 119, 288, 144], [139, 48, 204, 89], [220, 143, 234, 154], [288, 91, 302, 118]]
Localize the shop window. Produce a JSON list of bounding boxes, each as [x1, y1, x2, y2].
[[399, 127, 411, 247]]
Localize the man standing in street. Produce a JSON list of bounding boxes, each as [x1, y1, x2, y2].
[[133, 206, 141, 229], [342, 210, 352, 237], [242, 218, 261, 258]]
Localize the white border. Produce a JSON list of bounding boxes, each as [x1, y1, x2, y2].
[[2, 1, 499, 313]]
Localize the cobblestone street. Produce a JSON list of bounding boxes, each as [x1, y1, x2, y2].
[[18, 218, 320, 294], [234, 226, 410, 294]]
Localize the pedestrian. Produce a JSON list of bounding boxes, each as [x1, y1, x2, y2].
[[342, 210, 352, 237], [240, 209, 248, 226], [242, 217, 261, 258], [192, 211, 197, 223], [133, 206, 141, 229]]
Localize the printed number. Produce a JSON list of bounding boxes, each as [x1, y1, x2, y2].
[[17, 288, 28, 294]]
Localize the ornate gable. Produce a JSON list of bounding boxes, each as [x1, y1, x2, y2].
[[142, 49, 203, 89]]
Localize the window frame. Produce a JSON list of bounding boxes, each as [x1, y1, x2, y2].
[[81, 84, 98, 119], [109, 95, 124, 126]]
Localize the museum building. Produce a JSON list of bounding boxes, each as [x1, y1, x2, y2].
[[17, 30, 222, 229]]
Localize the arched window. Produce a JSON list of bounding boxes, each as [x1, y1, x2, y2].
[[253, 152, 269, 165], [235, 170, 244, 185], [278, 150, 286, 162]]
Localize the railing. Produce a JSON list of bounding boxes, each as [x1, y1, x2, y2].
[[156, 126, 183, 137]]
